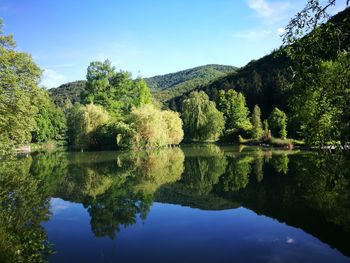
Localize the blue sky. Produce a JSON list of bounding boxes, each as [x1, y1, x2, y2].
[[0, 0, 347, 88]]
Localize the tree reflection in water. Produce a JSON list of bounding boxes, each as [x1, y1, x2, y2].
[[1, 146, 350, 261]]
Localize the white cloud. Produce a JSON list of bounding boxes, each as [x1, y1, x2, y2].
[[277, 27, 286, 36], [50, 198, 71, 215], [40, 69, 66, 88], [247, 0, 293, 24], [286, 237, 295, 244], [248, 0, 273, 17], [233, 30, 272, 40]]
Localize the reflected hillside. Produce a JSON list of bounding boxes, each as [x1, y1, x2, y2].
[[1, 146, 350, 261], [155, 147, 350, 257]]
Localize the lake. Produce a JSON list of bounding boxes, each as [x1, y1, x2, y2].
[[1, 145, 350, 263]]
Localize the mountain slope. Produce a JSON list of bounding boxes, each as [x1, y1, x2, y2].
[[145, 64, 237, 91], [146, 64, 238, 102], [49, 80, 86, 108], [168, 8, 350, 117]]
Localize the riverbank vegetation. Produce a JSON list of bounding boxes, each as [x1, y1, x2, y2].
[[1, 2, 349, 153]]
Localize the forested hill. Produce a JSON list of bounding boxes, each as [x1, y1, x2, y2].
[[147, 64, 238, 102], [168, 7, 350, 116], [49, 64, 237, 107], [49, 80, 86, 108]]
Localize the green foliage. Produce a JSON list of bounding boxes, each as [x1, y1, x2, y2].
[[67, 103, 110, 150], [268, 107, 288, 139], [147, 64, 237, 103], [251, 105, 263, 140], [32, 88, 67, 143], [116, 104, 184, 149], [182, 91, 224, 142], [271, 154, 289, 174], [133, 78, 152, 107], [263, 119, 269, 138], [82, 60, 153, 117], [182, 145, 227, 195], [0, 20, 42, 150], [49, 80, 86, 109], [84, 60, 116, 105], [218, 156, 253, 192], [288, 51, 349, 146], [169, 8, 350, 142], [217, 89, 252, 132], [0, 156, 52, 263], [162, 110, 184, 145]]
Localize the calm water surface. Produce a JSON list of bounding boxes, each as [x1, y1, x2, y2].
[[1, 145, 350, 262]]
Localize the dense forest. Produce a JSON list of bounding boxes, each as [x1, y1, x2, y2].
[[145, 64, 237, 102], [1, 2, 349, 152]]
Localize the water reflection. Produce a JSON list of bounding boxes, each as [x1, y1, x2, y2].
[[0, 146, 350, 262], [0, 155, 52, 263]]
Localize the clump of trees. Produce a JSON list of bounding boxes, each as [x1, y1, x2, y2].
[[115, 104, 183, 149], [67, 60, 184, 150], [0, 20, 66, 151], [67, 103, 110, 150], [180, 89, 289, 144], [182, 91, 225, 142]]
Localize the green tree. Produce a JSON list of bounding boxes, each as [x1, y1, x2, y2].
[[32, 88, 67, 143], [133, 78, 152, 107], [67, 103, 110, 150], [268, 107, 288, 139], [82, 60, 153, 118], [217, 89, 252, 132], [263, 119, 270, 138], [115, 104, 184, 149], [162, 110, 184, 145], [251, 105, 263, 140], [0, 20, 42, 150], [182, 91, 224, 142], [84, 60, 115, 105], [282, 1, 349, 146]]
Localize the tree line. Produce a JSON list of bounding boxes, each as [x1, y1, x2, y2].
[[168, 6, 350, 148], [1, 3, 349, 151], [0, 18, 289, 152]]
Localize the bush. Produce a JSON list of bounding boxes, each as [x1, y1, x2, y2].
[[116, 104, 184, 149]]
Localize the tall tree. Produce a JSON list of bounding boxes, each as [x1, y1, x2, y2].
[[133, 78, 152, 107], [282, 0, 349, 146], [67, 103, 110, 150], [32, 88, 67, 143], [268, 107, 288, 139], [0, 20, 42, 150], [82, 60, 153, 117], [251, 105, 263, 140], [182, 91, 224, 142], [217, 90, 252, 132]]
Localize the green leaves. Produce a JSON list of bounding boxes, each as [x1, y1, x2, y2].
[[0, 21, 43, 151], [182, 91, 224, 142], [217, 89, 252, 133], [268, 107, 288, 140], [251, 105, 263, 140], [83, 60, 152, 118]]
